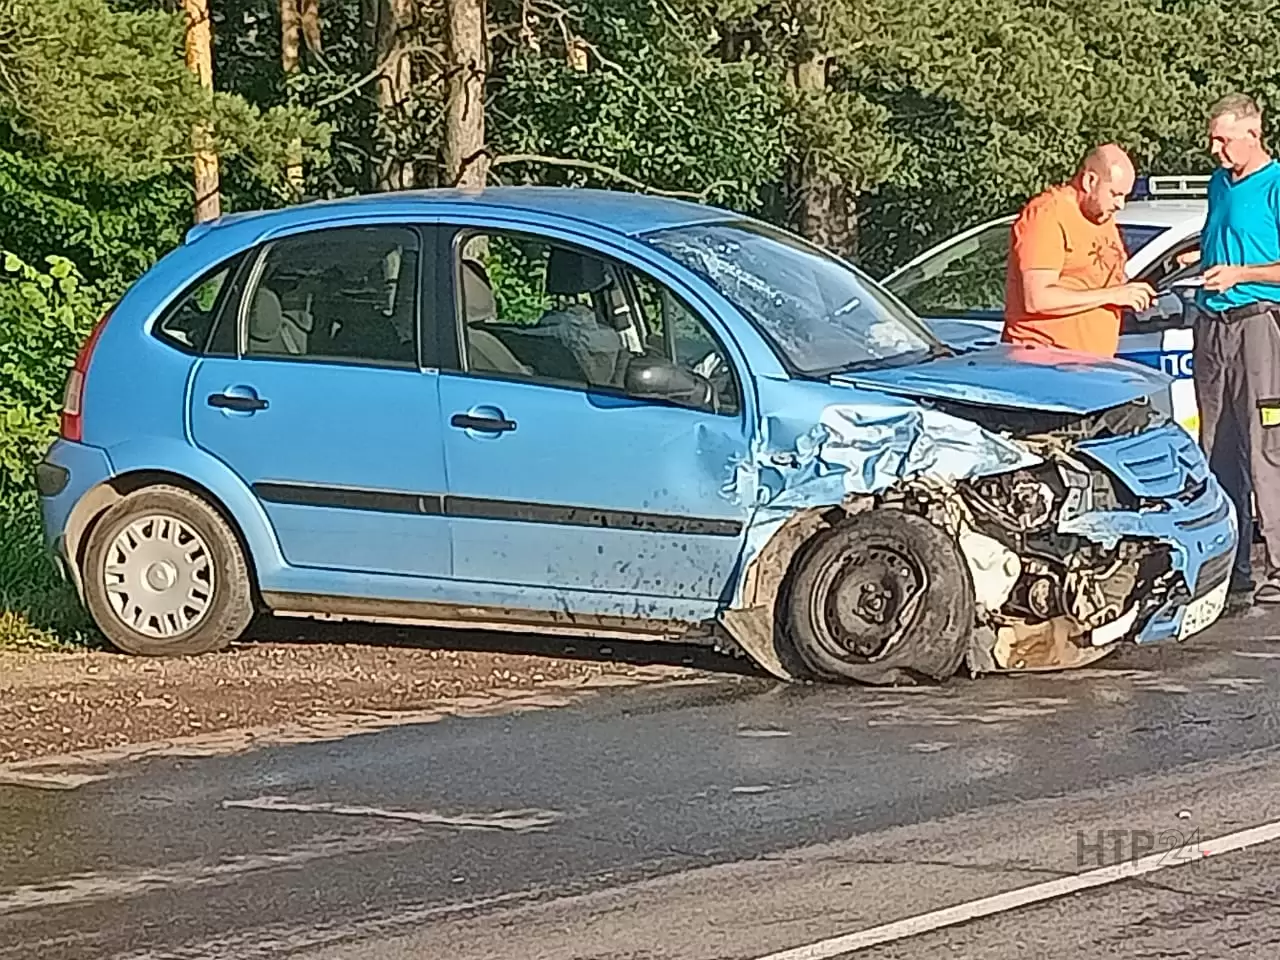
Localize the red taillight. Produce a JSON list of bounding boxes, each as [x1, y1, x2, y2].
[[60, 309, 113, 443]]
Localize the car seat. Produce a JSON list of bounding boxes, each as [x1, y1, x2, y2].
[[460, 258, 533, 376], [248, 287, 308, 356]]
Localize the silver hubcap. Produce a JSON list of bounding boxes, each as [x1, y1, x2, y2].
[[103, 514, 215, 639]]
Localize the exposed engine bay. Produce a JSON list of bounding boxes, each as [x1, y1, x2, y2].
[[887, 397, 1187, 674]]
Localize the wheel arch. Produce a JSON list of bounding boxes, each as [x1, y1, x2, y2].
[[719, 501, 864, 681], [66, 469, 265, 605]]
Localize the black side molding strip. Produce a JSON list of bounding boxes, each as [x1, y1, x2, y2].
[[254, 482, 442, 517], [252, 482, 742, 537]]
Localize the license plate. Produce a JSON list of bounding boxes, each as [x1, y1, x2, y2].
[[1178, 578, 1229, 640]]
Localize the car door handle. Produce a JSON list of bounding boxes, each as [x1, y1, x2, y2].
[[451, 413, 517, 433], [208, 393, 269, 412]]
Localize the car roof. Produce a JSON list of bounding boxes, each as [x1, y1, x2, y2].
[[1115, 199, 1205, 229], [185, 186, 733, 246]]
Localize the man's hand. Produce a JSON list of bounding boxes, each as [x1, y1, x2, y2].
[[1204, 264, 1249, 293], [1108, 281, 1156, 312], [1176, 249, 1201, 268]]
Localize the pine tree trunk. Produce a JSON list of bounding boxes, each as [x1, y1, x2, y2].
[[183, 0, 221, 222], [280, 0, 304, 198], [443, 0, 487, 188], [300, 0, 322, 54], [367, 0, 416, 191], [788, 52, 858, 260]]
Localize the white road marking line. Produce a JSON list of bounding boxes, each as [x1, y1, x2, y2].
[[748, 818, 1280, 960], [222, 795, 561, 831]]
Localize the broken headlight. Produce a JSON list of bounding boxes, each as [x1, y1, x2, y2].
[[1056, 454, 1131, 520], [966, 467, 1060, 532]]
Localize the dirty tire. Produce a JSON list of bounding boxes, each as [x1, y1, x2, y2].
[[83, 485, 254, 657], [782, 510, 974, 685]]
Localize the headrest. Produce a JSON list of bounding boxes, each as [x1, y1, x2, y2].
[[461, 258, 496, 323], [546, 247, 610, 296], [248, 287, 284, 341]]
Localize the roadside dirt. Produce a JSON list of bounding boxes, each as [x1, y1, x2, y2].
[[0, 625, 748, 764]]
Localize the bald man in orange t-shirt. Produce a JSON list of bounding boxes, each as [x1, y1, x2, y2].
[[1003, 144, 1156, 356]]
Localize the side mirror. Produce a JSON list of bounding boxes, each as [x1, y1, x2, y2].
[[624, 355, 714, 410]]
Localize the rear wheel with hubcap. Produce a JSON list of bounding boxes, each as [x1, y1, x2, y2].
[[782, 510, 974, 685], [83, 485, 254, 657]]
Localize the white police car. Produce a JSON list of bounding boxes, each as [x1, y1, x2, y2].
[[881, 175, 1207, 436]]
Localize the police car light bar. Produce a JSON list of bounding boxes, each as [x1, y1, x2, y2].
[[1133, 174, 1210, 199]]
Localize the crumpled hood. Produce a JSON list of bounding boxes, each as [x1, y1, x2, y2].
[[833, 343, 1173, 415]]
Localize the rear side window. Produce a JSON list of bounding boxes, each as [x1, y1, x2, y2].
[[154, 259, 242, 354], [883, 221, 1011, 322], [242, 226, 421, 368]]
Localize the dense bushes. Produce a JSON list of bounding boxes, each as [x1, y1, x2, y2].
[[0, 253, 111, 647], [0, 253, 110, 506]]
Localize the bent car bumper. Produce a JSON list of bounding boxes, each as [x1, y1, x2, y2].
[[1061, 478, 1236, 645], [1062, 423, 1238, 646]]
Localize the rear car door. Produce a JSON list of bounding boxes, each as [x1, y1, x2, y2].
[[435, 222, 754, 602], [188, 223, 452, 578]]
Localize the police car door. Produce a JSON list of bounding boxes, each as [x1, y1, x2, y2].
[[1116, 247, 1202, 438]]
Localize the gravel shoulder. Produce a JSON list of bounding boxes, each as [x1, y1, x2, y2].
[[0, 622, 747, 764]]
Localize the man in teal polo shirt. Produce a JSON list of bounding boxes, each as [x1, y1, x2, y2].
[[1194, 93, 1280, 603]]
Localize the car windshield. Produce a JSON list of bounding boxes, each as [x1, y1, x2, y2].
[[643, 220, 941, 376]]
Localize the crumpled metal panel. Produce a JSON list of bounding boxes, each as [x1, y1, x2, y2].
[[1076, 422, 1209, 500], [728, 401, 1040, 609]]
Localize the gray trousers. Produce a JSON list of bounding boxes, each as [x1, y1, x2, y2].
[[1193, 304, 1280, 580]]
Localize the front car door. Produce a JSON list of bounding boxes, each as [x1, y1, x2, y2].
[[1116, 233, 1203, 437], [433, 220, 755, 612], [188, 223, 452, 579]]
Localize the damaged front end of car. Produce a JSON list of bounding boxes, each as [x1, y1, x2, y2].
[[721, 379, 1238, 683], [929, 394, 1235, 675]]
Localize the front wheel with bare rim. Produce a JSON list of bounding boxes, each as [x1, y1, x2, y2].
[[781, 511, 974, 685], [83, 485, 253, 657]]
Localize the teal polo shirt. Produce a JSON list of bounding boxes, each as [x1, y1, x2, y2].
[[1198, 160, 1280, 312]]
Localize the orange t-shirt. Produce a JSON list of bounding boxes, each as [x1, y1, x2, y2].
[[1002, 184, 1128, 356]]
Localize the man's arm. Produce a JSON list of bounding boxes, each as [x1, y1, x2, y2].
[[1204, 261, 1280, 292], [1021, 269, 1154, 316], [1011, 203, 1153, 315]]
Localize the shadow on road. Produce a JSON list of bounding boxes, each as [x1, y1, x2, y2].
[[242, 615, 767, 678]]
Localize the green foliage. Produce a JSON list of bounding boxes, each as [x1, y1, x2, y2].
[[210, 0, 377, 201], [491, 0, 793, 212], [0, 125, 189, 291], [0, 251, 111, 506], [0, 0, 328, 190], [0, 492, 98, 649]]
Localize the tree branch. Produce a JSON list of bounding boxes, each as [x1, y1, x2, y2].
[[312, 44, 445, 109], [491, 152, 730, 201]]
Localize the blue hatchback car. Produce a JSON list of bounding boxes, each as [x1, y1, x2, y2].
[[37, 188, 1237, 683]]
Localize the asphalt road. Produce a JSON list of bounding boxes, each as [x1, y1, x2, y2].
[[5, 605, 1280, 960]]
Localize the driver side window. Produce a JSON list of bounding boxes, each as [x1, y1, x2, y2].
[[453, 230, 739, 415], [629, 272, 741, 415], [456, 231, 632, 390]]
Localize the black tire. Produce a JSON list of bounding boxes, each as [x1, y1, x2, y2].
[[83, 485, 254, 657], [781, 510, 974, 685]]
